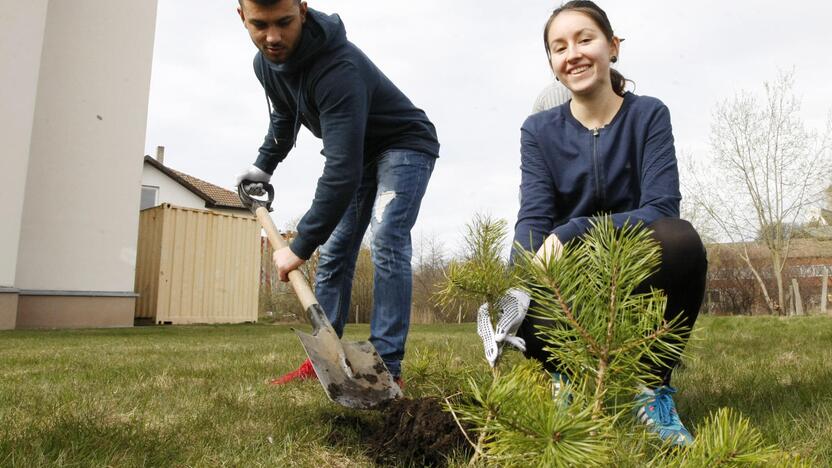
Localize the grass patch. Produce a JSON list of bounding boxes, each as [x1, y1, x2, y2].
[[676, 316, 832, 462], [0, 316, 830, 466]]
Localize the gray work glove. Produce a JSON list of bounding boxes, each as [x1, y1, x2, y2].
[[235, 164, 271, 196]]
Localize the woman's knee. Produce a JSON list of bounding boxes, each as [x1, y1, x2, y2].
[[517, 312, 557, 364], [649, 218, 707, 267]]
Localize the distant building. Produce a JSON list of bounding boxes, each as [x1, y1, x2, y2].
[[141, 151, 249, 216], [805, 207, 832, 227], [706, 238, 832, 315]]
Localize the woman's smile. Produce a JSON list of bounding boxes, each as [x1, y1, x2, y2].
[[568, 65, 591, 76]]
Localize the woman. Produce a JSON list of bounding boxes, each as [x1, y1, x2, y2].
[[512, 1, 707, 446]]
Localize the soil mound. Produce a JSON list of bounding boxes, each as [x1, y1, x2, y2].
[[367, 397, 471, 466]]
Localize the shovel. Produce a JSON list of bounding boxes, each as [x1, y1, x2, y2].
[[238, 182, 402, 409]]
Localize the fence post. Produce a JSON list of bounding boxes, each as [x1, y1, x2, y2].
[[789, 287, 795, 316], [458, 305, 462, 324], [792, 278, 803, 316], [821, 272, 828, 315]]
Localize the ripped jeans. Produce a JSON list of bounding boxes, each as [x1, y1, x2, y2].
[[314, 149, 435, 378]]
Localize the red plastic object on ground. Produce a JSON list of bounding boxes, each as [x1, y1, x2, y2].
[[269, 358, 317, 385]]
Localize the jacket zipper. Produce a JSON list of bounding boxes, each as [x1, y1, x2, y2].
[[591, 128, 603, 206]]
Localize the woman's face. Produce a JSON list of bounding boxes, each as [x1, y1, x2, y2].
[[546, 10, 619, 97]]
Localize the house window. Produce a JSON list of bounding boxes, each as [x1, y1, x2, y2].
[[140, 185, 159, 210]]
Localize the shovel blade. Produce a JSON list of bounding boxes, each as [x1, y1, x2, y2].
[[296, 326, 402, 409]]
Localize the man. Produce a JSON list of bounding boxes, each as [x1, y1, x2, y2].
[[235, 0, 439, 385]]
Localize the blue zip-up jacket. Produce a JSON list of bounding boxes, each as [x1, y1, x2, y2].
[[253, 8, 440, 260], [513, 92, 681, 255]]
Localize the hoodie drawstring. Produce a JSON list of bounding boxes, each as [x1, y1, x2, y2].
[[291, 71, 304, 148], [263, 70, 304, 149], [265, 88, 277, 145]]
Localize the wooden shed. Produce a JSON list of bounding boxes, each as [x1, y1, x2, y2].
[[134, 204, 260, 324]]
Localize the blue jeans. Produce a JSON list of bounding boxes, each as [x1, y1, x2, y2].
[[314, 149, 435, 377]]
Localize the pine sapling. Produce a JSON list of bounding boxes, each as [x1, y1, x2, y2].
[[514, 218, 687, 418], [436, 213, 515, 319], [434, 214, 517, 463], [438, 215, 805, 465]]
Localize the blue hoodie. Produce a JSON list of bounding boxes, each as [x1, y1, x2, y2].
[[513, 92, 681, 255], [253, 8, 440, 260]]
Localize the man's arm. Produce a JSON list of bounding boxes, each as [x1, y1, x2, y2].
[[290, 61, 370, 260], [252, 56, 296, 175]]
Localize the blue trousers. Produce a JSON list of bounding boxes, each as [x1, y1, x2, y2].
[[313, 149, 435, 377]]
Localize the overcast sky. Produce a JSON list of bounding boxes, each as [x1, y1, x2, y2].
[[144, 0, 832, 255]]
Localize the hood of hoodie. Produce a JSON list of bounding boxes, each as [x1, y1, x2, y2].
[[264, 8, 346, 74]]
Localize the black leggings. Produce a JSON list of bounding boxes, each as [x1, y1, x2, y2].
[[516, 218, 708, 386]]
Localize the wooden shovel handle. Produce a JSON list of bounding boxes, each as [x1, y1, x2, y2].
[[255, 206, 318, 310]]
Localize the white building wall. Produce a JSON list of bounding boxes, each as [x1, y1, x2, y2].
[[0, 1, 49, 288], [142, 164, 207, 210], [16, 0, 158, 292]]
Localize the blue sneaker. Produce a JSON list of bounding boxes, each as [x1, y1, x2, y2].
[[633, 386, 694, 446]]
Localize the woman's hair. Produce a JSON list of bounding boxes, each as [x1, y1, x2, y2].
[[543, 1, 627, 96]]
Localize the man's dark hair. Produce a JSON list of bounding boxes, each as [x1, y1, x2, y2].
[[238, 0, 300, 5]]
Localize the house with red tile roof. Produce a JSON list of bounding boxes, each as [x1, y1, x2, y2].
[[141, 149, 249, 216]]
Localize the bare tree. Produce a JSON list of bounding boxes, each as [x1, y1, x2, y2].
[[687, 70, 832, 314], [679, 151, 720, 245], [705, 245, 767, 315], [349, 241, 374, 323], [260, 216, 375, 323], [258, 219, 321, 323], [412, 232, 463, 322]]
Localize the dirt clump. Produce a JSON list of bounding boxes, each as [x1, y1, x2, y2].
[[367, 397, 471, 467]]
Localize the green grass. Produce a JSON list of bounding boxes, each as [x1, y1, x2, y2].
[[675, 316, 832, 463], [0, 316, 830, 466]]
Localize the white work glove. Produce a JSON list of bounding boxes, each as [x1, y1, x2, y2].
[[477, 288, 530, 368], [494, 289, 530, 343], [234, 164, 271, 186], [477, 303, 500, 367]]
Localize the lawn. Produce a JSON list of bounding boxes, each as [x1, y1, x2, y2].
[[0, 316, 830, 466]]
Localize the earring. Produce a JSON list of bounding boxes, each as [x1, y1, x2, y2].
[[556, 76, 560, 82], [610, 56, 618, 63]]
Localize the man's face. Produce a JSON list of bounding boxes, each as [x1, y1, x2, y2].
[[238, 0, 308, 64]]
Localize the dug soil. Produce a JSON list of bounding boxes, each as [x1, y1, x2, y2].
[[327, 396, 472, 466], [368, 397, 471, 466]]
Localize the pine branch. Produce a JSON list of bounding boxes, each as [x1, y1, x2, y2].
[[543, 275, 603, 356], [611, 320, 674, 357]]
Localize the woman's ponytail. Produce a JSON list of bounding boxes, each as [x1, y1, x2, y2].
[[610, 68, 626, 96]]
